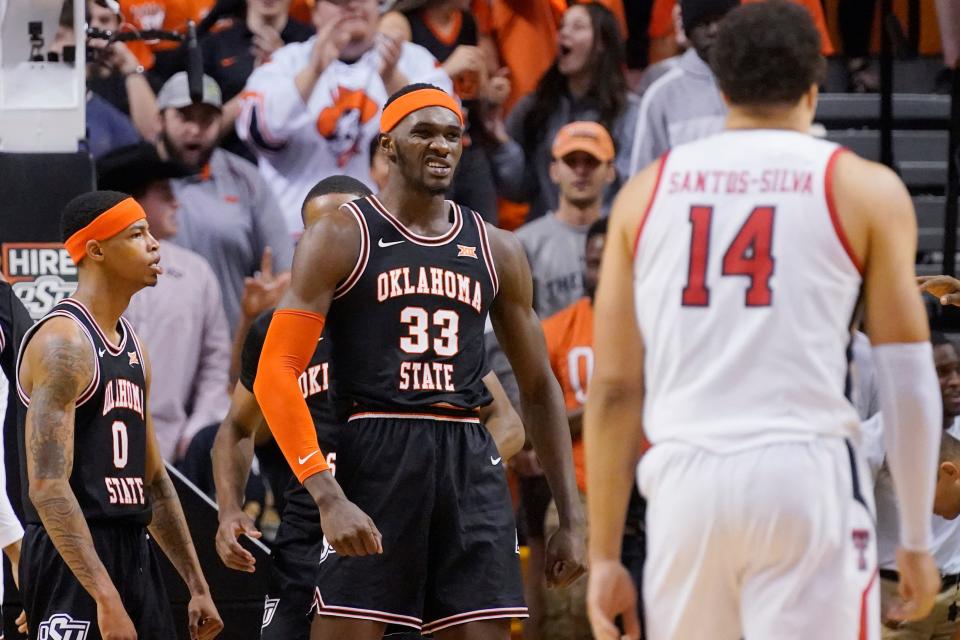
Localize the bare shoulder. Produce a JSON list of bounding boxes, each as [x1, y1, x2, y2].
[[484, 224, 525, 270], [293, 204, 363, 278], [833, 151, 912, 224], [22, 316, 93, 399], [610, 157, 666, 246]]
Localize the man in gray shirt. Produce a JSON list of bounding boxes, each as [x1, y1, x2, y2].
[[98, 143, 232, 462], [516, 121, 617, 319], [628, 0, 738, 175], [155, 72, 294, 334], [489, 121, 616, 637], [489, 122, 615, 397]]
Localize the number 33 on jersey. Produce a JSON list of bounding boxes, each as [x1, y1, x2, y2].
[[325, 196, 499, 415]]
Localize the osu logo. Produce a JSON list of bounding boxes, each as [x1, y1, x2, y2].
[[38, 613, 90, 640], [128, 2, 166, 31], [318, 535, 336, 564], [262, 597, 280, 628], [316, 87, 379, 168], [2, 243, 78, 320]]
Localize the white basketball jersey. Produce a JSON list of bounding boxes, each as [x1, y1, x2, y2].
[[634, 129, 863, 451]]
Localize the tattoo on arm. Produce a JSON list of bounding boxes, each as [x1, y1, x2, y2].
[[147, 470, 206, 592], [26, 333, 117, 601], [28, 336, 90, 479]]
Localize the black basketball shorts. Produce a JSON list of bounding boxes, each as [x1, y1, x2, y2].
[[20, 522, 175, 640], [261, 522, 322, 640], [311, 413, 527, 635]]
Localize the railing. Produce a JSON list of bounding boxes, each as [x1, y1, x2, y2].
[[945, 57, 960, 275]]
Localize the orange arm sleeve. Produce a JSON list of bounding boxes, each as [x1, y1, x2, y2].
[[253, 309, 329, 482]]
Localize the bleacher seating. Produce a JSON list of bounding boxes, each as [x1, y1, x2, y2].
[[815, 93, 954, 275]]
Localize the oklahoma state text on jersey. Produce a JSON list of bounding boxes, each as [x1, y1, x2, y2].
[[16, 298, 152, 524], [326, 196, 497, 417]]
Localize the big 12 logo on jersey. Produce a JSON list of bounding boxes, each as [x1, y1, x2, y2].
[[1, 243, 78, 320]]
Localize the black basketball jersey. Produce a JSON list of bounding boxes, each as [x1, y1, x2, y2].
[[240, 308, 335, 431], [16, 298, 151, 525], [1, 282, 32, 522], [241, 308, 338, 531], [406, 9, 482, 138], [326, 196, 496, 418], [406, 9, 479, 74]]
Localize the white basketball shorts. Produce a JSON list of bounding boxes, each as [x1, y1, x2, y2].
[[638, 436, 879, 640]]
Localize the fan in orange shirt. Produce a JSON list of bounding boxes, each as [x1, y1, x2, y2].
[[648, 0, 833, 63], [542, 217, 607, 496], [475, 0, 626, 113], [119, 0, 215, 56]]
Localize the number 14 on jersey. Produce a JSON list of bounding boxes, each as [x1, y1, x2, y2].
[[681, 205, 776, 307]]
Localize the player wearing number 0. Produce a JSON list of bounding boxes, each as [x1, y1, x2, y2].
[[585, 3, 943, 640], [254, 83, 587, 640], [211, 175, 526, 640], [15, 191, 223, 640]]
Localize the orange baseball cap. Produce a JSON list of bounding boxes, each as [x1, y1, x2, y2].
[[552, 121, 615, 162]]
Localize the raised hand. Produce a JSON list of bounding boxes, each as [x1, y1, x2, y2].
[[443, 45, 485, 79], [241, 247, 292, 321]]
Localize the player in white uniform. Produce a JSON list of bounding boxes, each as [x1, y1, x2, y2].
[[584, 3, 943, 640]]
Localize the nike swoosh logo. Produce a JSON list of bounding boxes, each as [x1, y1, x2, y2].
[[491, 456, 502, 465], [378, 238, 405, 248], [298, 451, 321, 465], [98, 348, 106, 357]]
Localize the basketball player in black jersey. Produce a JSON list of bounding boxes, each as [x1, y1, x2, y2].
[[254, 84, 586, 640], [16, 191, 223, 640], [212, 174, 525, 640]]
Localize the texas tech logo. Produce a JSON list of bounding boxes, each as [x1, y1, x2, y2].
[[37, 613, 90, 640], [262, 598, 280, 628], [852, 529, 871, 571], [2, 243, 78, 320]]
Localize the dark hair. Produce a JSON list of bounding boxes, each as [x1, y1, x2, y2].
[[933, 331, 955, 348], [941, 432, 960, 463], [586, 217, 608, 244], [60, 0, 74, 28], [522, 3, 626, 153], [301, 176, 372, 216], [369, 134, 382, 167], [384, 83, 445, 109], [710, 0, 825, 107], [60, 190, 130, 242]]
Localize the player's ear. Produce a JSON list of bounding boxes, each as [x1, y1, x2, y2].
[[549, 160, 560, 185], [942, 460, 960, 479], [86, 239, 106, 263], [381, 134, 398, 163]]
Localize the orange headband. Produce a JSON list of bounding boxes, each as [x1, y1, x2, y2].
[[380, 88, 463, 133], [64, 197, 147, 265]]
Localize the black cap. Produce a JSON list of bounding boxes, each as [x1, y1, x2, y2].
[[680, 0, 740, 34], [96, 143, 192, 194]]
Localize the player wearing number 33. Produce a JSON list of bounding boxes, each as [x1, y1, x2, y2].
[[15, 191, 223, 640], [254, 83, 587, 640], [586, 3, 943, 640]]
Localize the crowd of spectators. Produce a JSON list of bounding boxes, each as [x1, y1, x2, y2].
[[31, 0, 959, 636]]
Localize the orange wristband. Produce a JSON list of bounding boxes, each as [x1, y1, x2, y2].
[[253, 309, 329, 482]]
